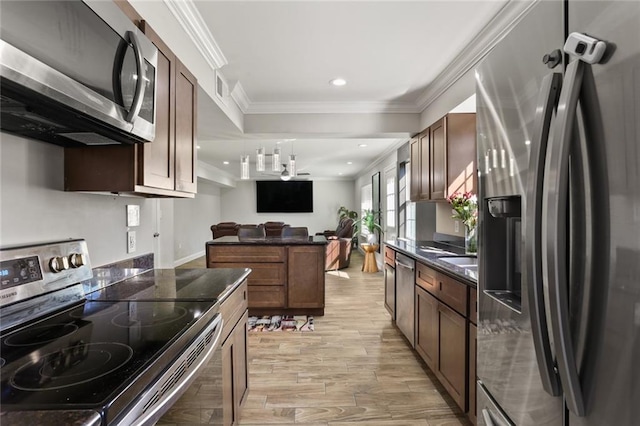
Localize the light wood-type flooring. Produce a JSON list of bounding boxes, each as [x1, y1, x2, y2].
[[178, 251, 469, 425]]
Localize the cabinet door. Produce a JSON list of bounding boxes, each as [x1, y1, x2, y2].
[[234, 310, 249, 413], [139, 22, 175, 191], [287, 246, 325, 308], [409, 137, 421, 201], [175, 60, 197, 193], [222, 329, 234, 425], [437, 302, 467, 411], [469, 322, 477, 424], [223, 310, 249, 425], [419, 131, 431, 200], [430, 117, 447, 200], [415, 286, 439, 371], [446, 113, 477, 196]]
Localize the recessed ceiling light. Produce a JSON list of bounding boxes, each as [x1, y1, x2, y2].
[[347, 161, 353, 165], [358, 144, 367, 148], [339, 172, 343, 176], [330, 78, 346, 87], [223, 161, 229, 165], [197, 145, 201, 149], [525, 140, 531, 145]]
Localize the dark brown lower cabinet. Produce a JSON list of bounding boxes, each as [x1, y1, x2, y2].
[[469, 322, 477, 425], [437, 302, 467, 410], [415, 286, 439, 371], [222, 310, 248, 426]]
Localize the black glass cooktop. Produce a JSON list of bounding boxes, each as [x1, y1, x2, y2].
[[86, 268, 249, 302], [0, 298, 216, 411]]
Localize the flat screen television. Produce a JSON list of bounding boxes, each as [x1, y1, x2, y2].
[[256, 180, 313, 213]]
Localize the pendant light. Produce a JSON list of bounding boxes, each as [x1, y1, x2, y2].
[[240, 154, 250, 180], [256, 147, 265, 172], [272, 147, 281, 172], [288, 140, 296, 178]]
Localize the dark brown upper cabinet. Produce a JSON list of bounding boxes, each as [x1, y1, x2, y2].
[[409, 112, 476, 202]]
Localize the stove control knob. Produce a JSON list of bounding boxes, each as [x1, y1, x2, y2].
[[49, 256, 70, 273], [68, 253, 86, 268]]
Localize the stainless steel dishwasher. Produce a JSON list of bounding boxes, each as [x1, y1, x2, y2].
[[395, 253, 415, 347]]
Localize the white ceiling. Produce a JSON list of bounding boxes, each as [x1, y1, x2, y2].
[[191, 1, 507, 180]]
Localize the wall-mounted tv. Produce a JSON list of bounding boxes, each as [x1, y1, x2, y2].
[[256, 180, 313, 213]]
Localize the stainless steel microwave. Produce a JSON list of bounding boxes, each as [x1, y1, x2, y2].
[[0, 0, 158, 146]]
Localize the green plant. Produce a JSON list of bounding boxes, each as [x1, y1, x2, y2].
[[337, 206, 358, 220], [354, 209, 384, 235]]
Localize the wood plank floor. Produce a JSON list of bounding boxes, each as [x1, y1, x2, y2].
[[178, 251, 469, 425]]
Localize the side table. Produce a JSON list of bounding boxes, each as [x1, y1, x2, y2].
[[362, 243, 379, 273]]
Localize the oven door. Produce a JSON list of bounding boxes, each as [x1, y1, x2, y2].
[[0, 0, 156, 144], [113, 314, 223, 426]]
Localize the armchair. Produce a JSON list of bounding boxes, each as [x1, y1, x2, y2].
[[210, 222, 240, 239], [317, 217, 354, 270], [316, 217, 354, 239], [264, 221, 287, 237]]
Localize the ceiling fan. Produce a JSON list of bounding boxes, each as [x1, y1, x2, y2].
[[259, 163, 311, 180]]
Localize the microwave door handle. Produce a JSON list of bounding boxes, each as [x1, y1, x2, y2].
[[125, 31, 146, 124], [525, 72, 562, 396], [544, 58, 586, 416]]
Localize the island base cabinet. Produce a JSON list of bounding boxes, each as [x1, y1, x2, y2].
[[469, 322, 477, 425], [222, 310, 248, 426], [288, 246, 325, 309]]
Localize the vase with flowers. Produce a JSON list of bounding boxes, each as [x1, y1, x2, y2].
[[447, 192, 478, 254]]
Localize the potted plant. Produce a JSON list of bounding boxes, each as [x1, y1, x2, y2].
[[337, 206, 358, 220], [354, 209, 384, 244], [446, 192, 478, 254]]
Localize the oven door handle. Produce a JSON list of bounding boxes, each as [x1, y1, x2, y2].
[[117, 314, 224, 426]]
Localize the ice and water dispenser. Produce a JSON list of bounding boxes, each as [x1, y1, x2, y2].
[[481, 195, 523, 312]]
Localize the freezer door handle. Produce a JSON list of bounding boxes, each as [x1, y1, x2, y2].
[[524, 71, 562, 397], [543, 58, 586, 416]]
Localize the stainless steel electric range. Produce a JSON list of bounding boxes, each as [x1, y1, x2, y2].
[[0, 239, 247, 426]]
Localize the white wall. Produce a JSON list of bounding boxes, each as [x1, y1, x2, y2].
[[173, 179, 222, 264], [0, 134, 157, 267], [220, 180, 355, 234]]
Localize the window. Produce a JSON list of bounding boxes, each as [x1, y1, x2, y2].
[[360, 183, 372, 236], [386, 175, 395, 228], [398, 161, 415, 240]]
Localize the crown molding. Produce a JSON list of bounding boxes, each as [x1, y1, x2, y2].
[[244, 101, 421, 115], [231, 82, 251, 113], [415, 0, 539, 112], [164, 0, 227, 69]]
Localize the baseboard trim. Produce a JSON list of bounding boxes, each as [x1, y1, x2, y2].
[[174, 250, 205, 268]]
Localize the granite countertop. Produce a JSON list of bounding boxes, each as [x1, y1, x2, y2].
[[385, 239, 477, 287], [207, 235, 328, 245]]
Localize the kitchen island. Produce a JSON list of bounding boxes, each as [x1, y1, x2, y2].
[[207, 235, 328, 316]]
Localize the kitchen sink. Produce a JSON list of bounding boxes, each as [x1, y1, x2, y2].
[[418, 246, 456, 255], [439, 256, 478, 268]]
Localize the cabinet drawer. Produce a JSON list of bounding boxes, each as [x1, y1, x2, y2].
[[208, 246, 286, 263], [437, 273, 468, 317], [416, 262, 438, 295], [470, 289, 477, 324], [220, 280, 248, 343], [384, 246, 396, 267], [248, 285, 285, 308], [211, 263, 286, 286]]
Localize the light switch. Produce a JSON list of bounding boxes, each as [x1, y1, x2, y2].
[[127, 231, 136, 253], [127, 205, 140, 227]]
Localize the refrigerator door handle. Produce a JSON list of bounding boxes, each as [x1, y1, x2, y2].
[[482, 409, 496, 426], [543, 58, 586, 416], [524, 71, 562, 397]]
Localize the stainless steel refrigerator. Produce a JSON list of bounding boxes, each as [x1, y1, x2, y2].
[[476, 1, 639, 425]]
